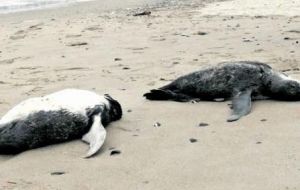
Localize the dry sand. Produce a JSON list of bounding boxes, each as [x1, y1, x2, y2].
[[0, 0, 300, 189]]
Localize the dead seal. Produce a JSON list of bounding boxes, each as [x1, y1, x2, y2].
[[144, 61, 300, 122], [0, 89, 122, 158]]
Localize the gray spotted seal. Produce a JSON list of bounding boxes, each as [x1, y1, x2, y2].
[[144, 61, 300, 122], [0, 89, 122, 158]]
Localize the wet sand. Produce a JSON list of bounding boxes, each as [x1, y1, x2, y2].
[[0, 0, 300, 189]]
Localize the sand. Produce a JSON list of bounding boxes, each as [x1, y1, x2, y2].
[[0, 0, 300, 189]]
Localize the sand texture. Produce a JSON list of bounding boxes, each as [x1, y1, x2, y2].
[[0, 0, 300, 189]]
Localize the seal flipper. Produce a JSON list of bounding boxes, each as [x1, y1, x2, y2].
[[82, 114, 106, 158], [144, 89, 194, 102], [227, 89, 252, 122]]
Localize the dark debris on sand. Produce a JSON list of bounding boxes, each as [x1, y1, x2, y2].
[[114, 58, 122, 61], [51, 171, 66, 176], [189, 138, 198, 143], [110, 150, 121, 156], [194, 31, 208, 35], [153, 122, 161, 127], [133, 11, 151, 16], [198, 122, 209, 127], [67, 42, 88, 46]]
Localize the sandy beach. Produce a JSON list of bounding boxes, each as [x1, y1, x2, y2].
[[0, 0, 300, 189]]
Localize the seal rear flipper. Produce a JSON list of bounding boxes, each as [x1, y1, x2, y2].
[[227, 89, 252, 122], [144, 89, 194, 102], [82, 114, 106, 158]]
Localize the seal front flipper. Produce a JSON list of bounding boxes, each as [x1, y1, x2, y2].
[[227, 89, 252, 122], [82, 114, 106, 158]]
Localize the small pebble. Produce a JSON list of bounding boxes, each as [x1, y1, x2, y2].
[[153, 122, 161, 127], [198, 122, 209, 127], [114, 58, 122, 61], [189, 138, 197, 143], [284, 37, 290, 40], [260, 119, 267, 122], [256, 141, 262, 144], [127, 109, 132, 112], [123, 67, 130, 70], [110, 150, 121, 156], [196, 31, 207, 35]]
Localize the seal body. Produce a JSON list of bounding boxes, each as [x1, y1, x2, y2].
[[0, 89, 122, 157], [144, 61, 300, 121]]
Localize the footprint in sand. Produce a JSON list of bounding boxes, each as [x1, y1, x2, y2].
[[66, 42, 88, 47], [149, 35, 166, 41], [16, 66, 41, 70], [55, 67, 90, 71], [28, 23, 43, 31], [10, 30, 26, 40], [0, 56, 31, 65], [25, 87, 44, 96], [10, 23, 44, 40], [83, 25, 103, 32], [1, 179, 33, 189], [126, 47, 148, 54], [147, 81, 156, 86], [65, 34, 82, 38]]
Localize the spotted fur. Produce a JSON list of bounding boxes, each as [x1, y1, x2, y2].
[[144, 61, 300, 121]]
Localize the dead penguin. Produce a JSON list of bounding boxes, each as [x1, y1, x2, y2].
[[0, 89, 122, 158], [144, 61, 300, 122]]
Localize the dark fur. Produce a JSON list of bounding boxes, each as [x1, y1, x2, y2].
[[144, 61, 300, 101], [0, 96, 122, 155], [0, 110, 89, 154]]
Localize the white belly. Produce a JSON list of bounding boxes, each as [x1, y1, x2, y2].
[[0, 89, 109, 125]]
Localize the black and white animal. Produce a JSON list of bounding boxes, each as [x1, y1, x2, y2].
[[144, 61, 300, 122], [0, 89, 122, 158]]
